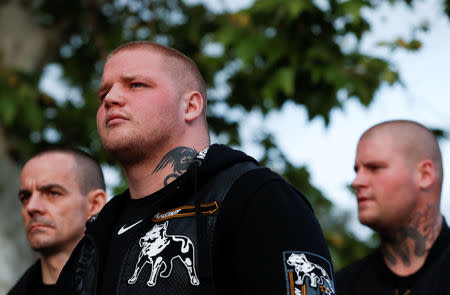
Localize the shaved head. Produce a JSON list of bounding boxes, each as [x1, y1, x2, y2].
[[31, 148, 106, 195], [108, 41, 207, 118], [360, 120, 443, 190]]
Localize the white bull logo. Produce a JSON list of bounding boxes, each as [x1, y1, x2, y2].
[[128, 221, 199, 287], [286, 253, 335, 294]]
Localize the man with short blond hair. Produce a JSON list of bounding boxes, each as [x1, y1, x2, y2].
[[58, 41, 335, 295], [336, 120, 450, 294]]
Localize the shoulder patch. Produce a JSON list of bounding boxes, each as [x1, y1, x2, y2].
[[283, 251, 335, 295]]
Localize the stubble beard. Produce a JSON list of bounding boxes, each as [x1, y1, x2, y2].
[[103, 137, 147, 166], [28, 232, 61, 256], [101, 126, 172, 167]]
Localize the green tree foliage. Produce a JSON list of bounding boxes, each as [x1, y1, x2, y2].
[[1, 0, 443, 270]]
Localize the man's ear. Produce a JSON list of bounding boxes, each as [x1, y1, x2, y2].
[[416, 160, 435, 190], [86, 189, 107, 220], [184, 91, 203, 123]]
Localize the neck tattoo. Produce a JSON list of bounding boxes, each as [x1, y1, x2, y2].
[[381, 227, 426, 266], [153, 146, 197, 186], [381, 205, 440, 267]]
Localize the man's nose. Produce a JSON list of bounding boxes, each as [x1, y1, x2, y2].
[[25, 193, 47, 215], [103, 85, 125, 109], [351, 169, 367, 191]]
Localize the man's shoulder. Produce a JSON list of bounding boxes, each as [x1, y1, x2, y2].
[[335, 252, 380, 294], [7, 260, 41, 295], [337, 251, 379, 276], [226, 166, 314, 212], [229, 165, 291, 192], [335, 251, 380, 294]]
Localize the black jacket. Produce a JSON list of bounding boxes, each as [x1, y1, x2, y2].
[[7, 261, 40, 295], [58, 144, 335, 294]]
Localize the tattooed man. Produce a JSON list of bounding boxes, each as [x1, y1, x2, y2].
[[336, 120, 450, 295], [57, 41, 335, 295]]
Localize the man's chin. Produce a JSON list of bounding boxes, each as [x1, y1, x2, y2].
[[104, 143, 147, 166], [358, 214, 378, 229], [30, 241, 57, 254]]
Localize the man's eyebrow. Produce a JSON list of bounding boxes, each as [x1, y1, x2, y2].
[[122, 74, 137, 81], [122, 74, 156, 84], [38, 184, 69, 193]]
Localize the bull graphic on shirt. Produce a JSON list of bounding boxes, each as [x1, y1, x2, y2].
[[128, 221, 200, 287], [284, 252, 335, 295]]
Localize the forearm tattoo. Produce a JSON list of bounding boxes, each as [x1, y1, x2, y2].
[[153, 146, 197, 186], [381, 205, 440, 266]]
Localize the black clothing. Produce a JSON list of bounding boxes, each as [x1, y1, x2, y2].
[[7, 260, 59, 295], [100, 188, 165, 295], [59, 144, 335, 295], [336, 220, 450, 295]]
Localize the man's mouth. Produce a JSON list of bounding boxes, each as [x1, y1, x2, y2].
[[357, 196, 373, 206], [106, 112, 128, 127], [28, 223, 53, 232]]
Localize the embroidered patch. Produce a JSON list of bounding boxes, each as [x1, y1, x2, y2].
[[283, 251, 335, 295], [152, 201, 219, 222], [128, 221, 200, 287]]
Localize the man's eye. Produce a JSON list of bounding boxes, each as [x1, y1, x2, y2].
[[368, 165, 380, 171], [131, 83, 144, 88], [19, 194, 30, 204], [47, 191, 62, 197]]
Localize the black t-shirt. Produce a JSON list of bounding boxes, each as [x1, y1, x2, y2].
[[32, 281, 60, 295], [100, 177, 183, 295], [336, 222, 450, 295]]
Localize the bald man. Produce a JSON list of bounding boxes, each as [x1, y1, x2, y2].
[[336, 120, 450, 295], [8, 148, 106, 295]]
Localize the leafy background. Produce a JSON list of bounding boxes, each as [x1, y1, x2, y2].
[[0, 0, 449, 291]]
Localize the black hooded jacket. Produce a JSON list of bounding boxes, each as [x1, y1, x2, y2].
[[7, 261, 40, 295], [8, 260, 60, 295], [58, 144, 335, 294]]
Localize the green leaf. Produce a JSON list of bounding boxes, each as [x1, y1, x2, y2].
[[0, 98, 16, 125]]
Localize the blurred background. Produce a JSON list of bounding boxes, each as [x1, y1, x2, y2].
[[0, 0, 449, 292]]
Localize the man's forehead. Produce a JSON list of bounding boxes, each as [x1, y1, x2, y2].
[[28, 151, 75, 165], [356, 132, 411, 168], [22, 153, 76, 179], [106, 47, 167, 65], [102, 48, 174, 78]]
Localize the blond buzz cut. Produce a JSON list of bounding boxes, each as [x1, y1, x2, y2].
[[107, 41, 207, 118]]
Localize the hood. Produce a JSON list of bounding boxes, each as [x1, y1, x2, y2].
[[82, 144, 260, 285], [183, 143, 260, 286], [191, 143, 260, 188], [84, 144, 258, 233]]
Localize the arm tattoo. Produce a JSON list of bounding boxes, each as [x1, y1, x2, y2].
[[153, 146, 197, 186]]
